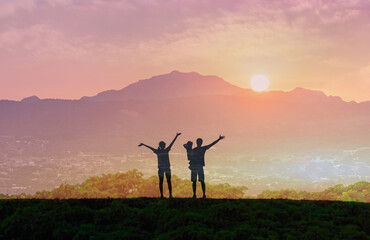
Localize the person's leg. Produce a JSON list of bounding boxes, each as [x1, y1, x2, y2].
[[191, 169, 197, 198], [158, 169, 164, 198], [192, 181, 197, 198], [159, 176, 164, 198], [200, 181, 206, 198], [199, 167, 206, 198], [165, 170, 172, 198]]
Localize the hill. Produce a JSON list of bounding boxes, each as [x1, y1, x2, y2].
[[0, 198, 369, 239], [81, 70, 249, 101]]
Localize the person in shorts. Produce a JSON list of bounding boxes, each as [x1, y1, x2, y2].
[[138, 132, 181, 198], [189, 135, 225, 198]]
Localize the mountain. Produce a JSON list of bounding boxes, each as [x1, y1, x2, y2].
[[0, 71, 369, 156], [79, 71, 350, 105], [80, 70, 249, 101], [21, 96, 41, 103]]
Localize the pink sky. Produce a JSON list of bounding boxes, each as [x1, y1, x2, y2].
[[0, 0, 369, 102]]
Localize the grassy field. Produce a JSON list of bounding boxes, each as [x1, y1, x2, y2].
[[1, 198, 369, 240]]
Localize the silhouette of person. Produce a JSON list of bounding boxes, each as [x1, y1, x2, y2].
[[183, 141, 193, 169], [138, 133, 181, 198], [189, 135, 225, 198]]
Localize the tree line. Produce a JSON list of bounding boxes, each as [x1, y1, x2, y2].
[[257, 181, 369, 202], [0, 169, 368, 202]]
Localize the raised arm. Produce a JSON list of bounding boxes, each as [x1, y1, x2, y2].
[[167, 132, 182, 150], [204, 135, 225, 149], [138, 143, 156, 152], [183, 142, 191, 151]]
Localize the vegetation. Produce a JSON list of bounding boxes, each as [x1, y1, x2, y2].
[[1, 171, 369, 239], [1, 170, 369, 203], [0, 198, 369, 240], [0, 170, 247, 199], [258, 181, 370, 202]]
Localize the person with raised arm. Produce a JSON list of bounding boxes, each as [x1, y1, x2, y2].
[[138, 133, 181, 198], [190, 135, 225, 198]]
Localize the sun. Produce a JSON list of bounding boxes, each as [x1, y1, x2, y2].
[[250, 75, 270, 92]]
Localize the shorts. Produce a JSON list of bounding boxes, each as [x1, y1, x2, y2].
[[158, 166, 171, 177], [190, 166, 204, 182]]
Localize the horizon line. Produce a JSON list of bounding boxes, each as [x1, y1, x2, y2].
[[1, 70, 369, 104]]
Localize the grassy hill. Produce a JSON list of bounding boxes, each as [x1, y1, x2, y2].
[[1, 198, 369, 240]]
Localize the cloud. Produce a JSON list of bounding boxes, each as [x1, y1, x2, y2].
[[0, 25, 88, 60], [0, 0, 35, 18], [1, 0, 369, 64], [0, 24, 131, 63], [359, 64, 370, 79], [0, 0, 369, 101]]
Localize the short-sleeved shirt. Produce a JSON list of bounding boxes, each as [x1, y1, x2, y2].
[[153, 148, 171, 168], [191, 146, 210, 167]]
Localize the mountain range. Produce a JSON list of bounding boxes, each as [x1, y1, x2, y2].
[[1, 71, 369, 155]]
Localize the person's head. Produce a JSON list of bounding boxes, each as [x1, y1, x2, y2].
[[159, 141, 166, 149], [186, 141, 193, 148], [196, 138, 203, 147]]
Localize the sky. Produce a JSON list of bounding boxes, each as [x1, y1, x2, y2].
[[0, 0, 369, 102]]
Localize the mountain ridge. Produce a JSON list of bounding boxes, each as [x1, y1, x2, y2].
[[2, 71, 366, 104], [80, 70, 250, 102]]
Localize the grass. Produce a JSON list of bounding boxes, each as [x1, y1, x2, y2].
[[1, 198, 369, 240]]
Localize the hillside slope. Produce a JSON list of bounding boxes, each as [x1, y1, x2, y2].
[[1, 198, 369, 240]]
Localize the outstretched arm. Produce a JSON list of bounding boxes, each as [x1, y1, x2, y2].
[[167, 132, 181, 150], [204, 135, 225, 149], [138, 143, 156, 152]]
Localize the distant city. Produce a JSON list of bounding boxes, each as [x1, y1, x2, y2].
[[1, 136, 368, 196]]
